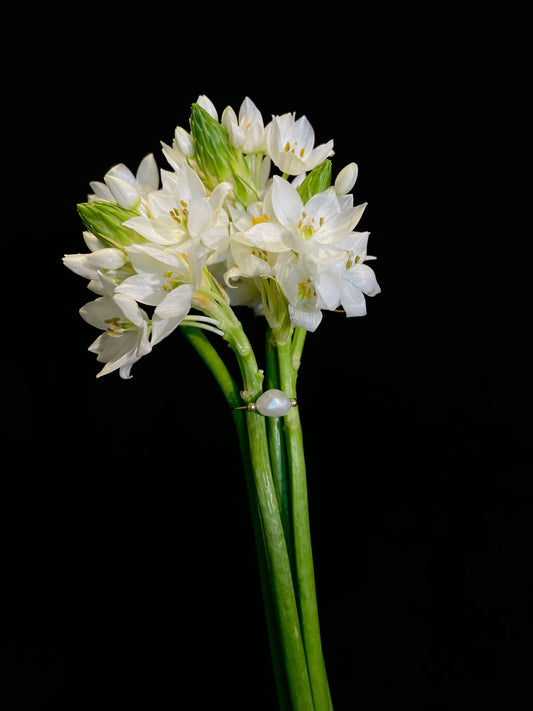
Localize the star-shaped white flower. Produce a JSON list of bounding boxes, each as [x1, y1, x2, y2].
[[336, 231, 381, 317], [123, 163, 231, 259], [266, 113, 334, 175], [115, 242, 206, 345], [222, 97, 266, 154], [80, 276, 151, 378], [269, 176, 366, 256]]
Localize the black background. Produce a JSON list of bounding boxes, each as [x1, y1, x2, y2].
[[2, 4, 531, 710]]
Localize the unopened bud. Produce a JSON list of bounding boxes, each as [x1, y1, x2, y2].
[[335, 162, 358, 195], [174, 126, 194, 158], [104, 174, 141, 209], [77, 201, 144, 248]]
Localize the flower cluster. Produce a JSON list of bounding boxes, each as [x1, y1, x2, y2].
[[64, 95, 380, 378]]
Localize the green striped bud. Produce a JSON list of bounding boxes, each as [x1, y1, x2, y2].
[[190, 103, 257, 205], [77, 201, 144, 249]]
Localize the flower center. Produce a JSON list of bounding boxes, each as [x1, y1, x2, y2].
[[283, 141, 305, 158], [251, 248, 269, 262], [251, 213, 269, 226], [169, 200, 189, 226], [297, 278, 316, 301], [345, 252, 361, 270], [297, 211, 325, 239], [162, 271, 182, 291], [104, 316, 135, 337]]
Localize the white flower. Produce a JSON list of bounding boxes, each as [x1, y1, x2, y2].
[[89, 154, 160, 210], [115, 242, 205, 345], [337, 231, 381, 317], [80, 276, 151, 378], [273, 252, 324, 332], [266, 113, 334, 175], [269, 176, 366, 256], [222, 97, 266, 153], [63, 232, 127, 281], [123, 163, 231, 258]]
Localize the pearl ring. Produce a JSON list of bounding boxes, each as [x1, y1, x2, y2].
[[233, 388, 297, 417]]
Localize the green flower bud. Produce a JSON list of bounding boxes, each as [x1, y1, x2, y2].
[[296, 159, 333, 204], [77, 201, 144, 248], [190, 103, 257, 205]]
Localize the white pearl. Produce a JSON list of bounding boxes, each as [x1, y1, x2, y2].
[[255, 389, 292, 417]]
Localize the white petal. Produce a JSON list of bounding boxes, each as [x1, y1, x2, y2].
[[187, 198, 212, 237], [105, 163, 136, 185], [114, 293, 146, 327], [271, 176, 303, 231], [154, 283, 193, 320], [116, 273, 164, 306], [315, 271, 342, 311], [136, 153, 159, 194], [346, 263, 381, 296], [89, 181, 114, 201], [80, 296, 117, 329], [123, 216, 177, 244], [341, 282, 367, 317], [104, 175, 141, 209], [83, 230, 106, 252], [288, 304, 322, 332], [305, 140, 334, 170], [63, 254, 97, 280], [244, 222, 290, 252], [150, 314, 182, 345], [197, 94, 218, 120], [273, 151, 307, 175], [288, 115, 315, 151], [86, 248, 126, 270]]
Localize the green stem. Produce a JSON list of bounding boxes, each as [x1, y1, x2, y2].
[[220, 312, 315, 711], [277, 337, 332, 711], [265, 327, 292, 559], [179, 325, 291, 710], [185, 305, 315, 710]]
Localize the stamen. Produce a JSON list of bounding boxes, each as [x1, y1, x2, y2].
[[251, 214, 269, 226]]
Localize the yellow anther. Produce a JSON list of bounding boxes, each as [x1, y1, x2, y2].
[[251, 214, 269, 226], [284, 141, 291, 152], [299, 147, 305, 158]]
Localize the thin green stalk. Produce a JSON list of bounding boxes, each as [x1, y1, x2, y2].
[[277, 337, 332, 711], [183, 308, 315, 710], [265, 327, 292, 558], [178, 325, 291, 710], [220, 312, 315, 711]]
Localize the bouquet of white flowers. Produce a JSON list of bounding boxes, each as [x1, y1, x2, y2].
[[64, 94, 380, 710]]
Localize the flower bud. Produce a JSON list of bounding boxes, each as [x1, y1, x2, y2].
[[104, 174, 141, 209], [174, 126, 194, 158], [77, 201, 144, 248], [190, 103, 255, 204], [334, 162, 358, 195]]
